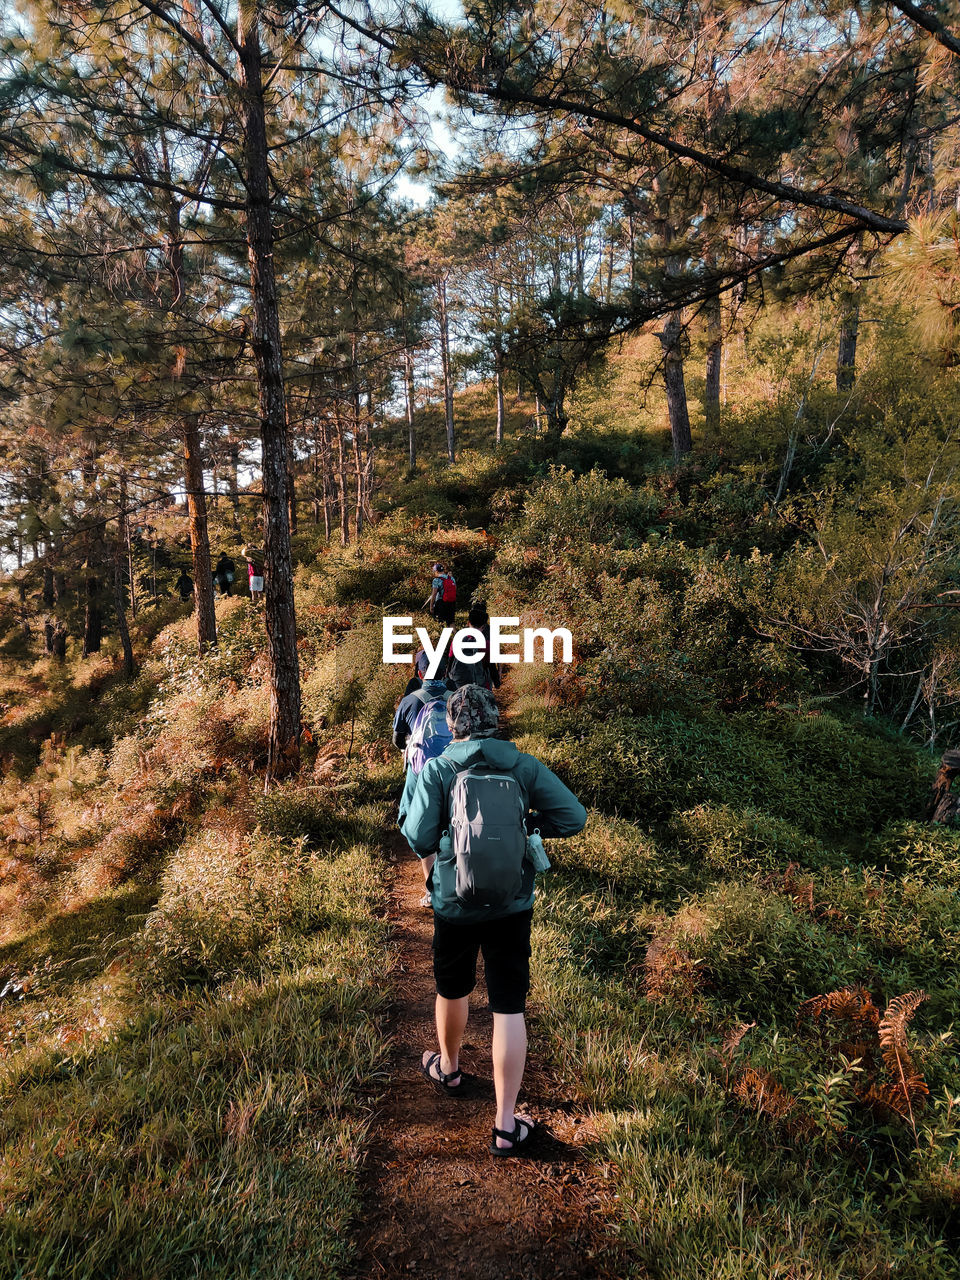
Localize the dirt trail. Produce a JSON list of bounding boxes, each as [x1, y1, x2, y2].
[[350, 835, 627, 1280]]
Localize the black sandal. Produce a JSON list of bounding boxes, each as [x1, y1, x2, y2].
[[419, 1051, 463, 1096], [489, 1117, 537, 1157]]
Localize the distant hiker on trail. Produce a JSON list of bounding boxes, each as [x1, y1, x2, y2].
[[214, 553, 235, 597], [445, 600, 501, 691], [402, 645, 442, 698], [175, 569, 194, 602], [425, 562, 456, 626], [401, 685, 587, 1157], [393, 674, 454, 827], [243, 545, 264, 604]]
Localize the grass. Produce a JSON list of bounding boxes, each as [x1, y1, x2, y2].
[[0, 588, 396, 1278], [0, 835, 391, 1280], [528, 816, 960, 1279]]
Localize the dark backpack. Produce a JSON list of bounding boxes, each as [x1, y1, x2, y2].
[[448, 765, 527, 909]]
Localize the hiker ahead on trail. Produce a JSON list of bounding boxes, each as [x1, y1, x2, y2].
[[445, 600, 501, 692], [401, 685, 587, 1157], [175, 569, 194, 602], [242, 545, 264, 604], [393, 675, 453, 825], [214, 552, 235, 596], [402, 645, 444, 698], [425, 561, 456, 625]]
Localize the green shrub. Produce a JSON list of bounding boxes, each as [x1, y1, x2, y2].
[[495, 466, 658, 574], [544, 709, 930, 840], [669, 804, 840, 875], [550, 813, 693, 898], [867, 819, 960, 890], [681, 882, 875, 1016]]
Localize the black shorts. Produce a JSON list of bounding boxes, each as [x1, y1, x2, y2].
[[432, 910, 533, 1015], [433, 601, 456, 626]]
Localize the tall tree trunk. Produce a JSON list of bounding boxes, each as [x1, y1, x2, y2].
[[353, 427, 364, 541], [238, 0, 301, 777], [319, 415, 333, 541], [113, 547, 135, 678], [495, 344, 505, 446], [437, 277, 455, 464], [404, 345, 417, 470], [227, 441, 240, 510], [82, 536, 103, 657], [183, 415, 217, 651], [335, 400, 350, 546], [351, 343, 364, 540], [125, 507, 138, 619], [363, 387, 375, 526], [286, 405, 298, 536], [704, 291, 722, 427], [43, 552, 54, 655], [545, 387, 568, 436], [836, 295, 860, 392], [113, 492, 135, 679], [311, 423, 322, 526], [660, 310, 693, 460]]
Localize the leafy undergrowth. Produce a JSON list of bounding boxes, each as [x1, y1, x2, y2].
[[482, 457, 960, 1276], [0, 595, 394, 1280], [525, 762, 960, 1278]]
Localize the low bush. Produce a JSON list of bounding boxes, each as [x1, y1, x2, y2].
[[669, 804, 840, 875], [549, 813, 693, 899], [543, 709, 930, 840], [867, 819, 960, 891], [253, 783, 378, 850]]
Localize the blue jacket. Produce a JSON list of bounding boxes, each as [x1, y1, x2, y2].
[[401, 736, 587, 922]]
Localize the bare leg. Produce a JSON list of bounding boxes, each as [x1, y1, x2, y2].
[[492, 1012, 528, 1146], [429, 994, 469, 1079]]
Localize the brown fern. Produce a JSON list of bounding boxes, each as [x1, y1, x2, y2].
[[798, 986, 880, 1032], [644, 909, 707, 1003], [797, 986, 881, 1073], [763, 861, 815, 913], [715, 1021, 756, 1083], [720, 1021, 756, 1063], [877, 991, 929, 1138], [733, 1068, 800, 1126]]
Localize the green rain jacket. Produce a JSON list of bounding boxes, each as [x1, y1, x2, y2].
[[400, 736, 587, 922]]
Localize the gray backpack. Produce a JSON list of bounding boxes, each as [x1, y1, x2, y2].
[[448, 766, 527, 909]]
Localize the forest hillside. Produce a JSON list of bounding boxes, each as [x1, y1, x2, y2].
[[1, 315, 960, 1277], [4, 2, 960, 1276]]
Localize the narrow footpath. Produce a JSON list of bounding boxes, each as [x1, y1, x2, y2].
[[350, 833, 629, 1280]]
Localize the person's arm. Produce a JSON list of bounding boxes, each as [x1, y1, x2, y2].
[[400, 759, 449, 857], [524, 758, 587, 838], [392, 699, 411, 751]]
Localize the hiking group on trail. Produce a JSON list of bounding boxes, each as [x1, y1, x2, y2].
[[393, 563, 587, 1157]]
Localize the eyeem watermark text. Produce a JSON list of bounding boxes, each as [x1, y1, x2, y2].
[[383, 617, 573, 678]]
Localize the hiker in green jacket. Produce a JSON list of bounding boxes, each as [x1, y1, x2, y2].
[[400, 685, 587, 1157]]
